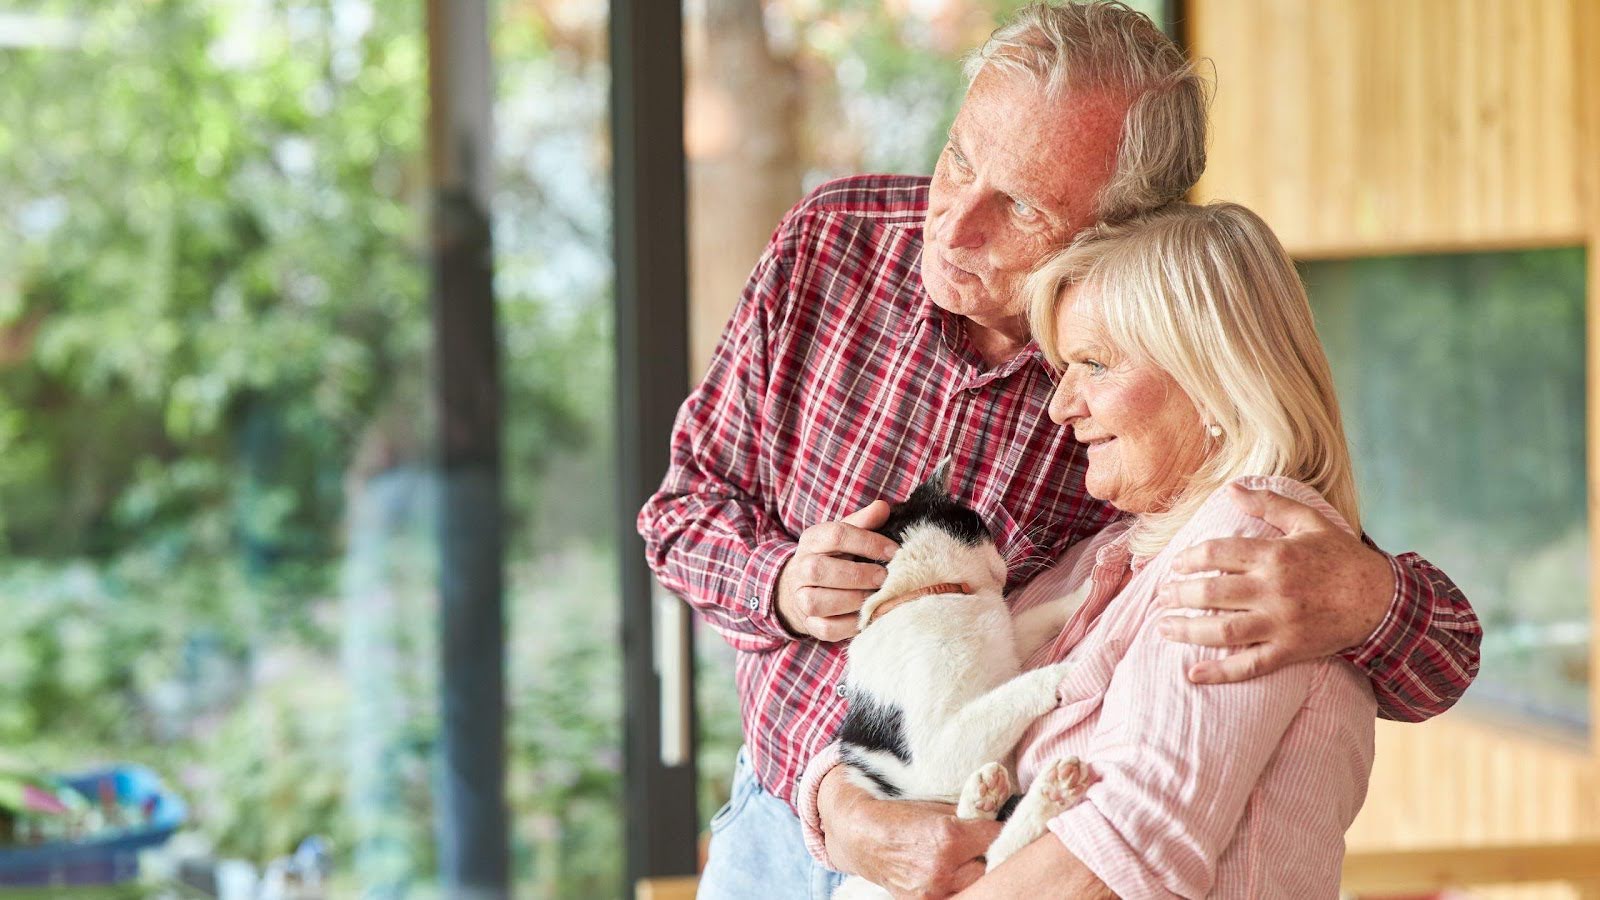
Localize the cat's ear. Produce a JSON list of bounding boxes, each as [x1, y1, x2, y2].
[[926, 455, 953, 494]]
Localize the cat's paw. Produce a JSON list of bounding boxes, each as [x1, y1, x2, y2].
[[956, 761, 1011, 820], [1035, 756, 1092, 810], [1034, 659, 1074, 701], [1041, 659, 1074, 682]]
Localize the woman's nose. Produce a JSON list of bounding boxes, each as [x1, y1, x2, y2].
[[1048, 376, 1085, 426]]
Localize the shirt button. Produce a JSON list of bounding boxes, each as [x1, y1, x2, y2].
[[746, 595, 759, 611], [835, 681, 848, 696]]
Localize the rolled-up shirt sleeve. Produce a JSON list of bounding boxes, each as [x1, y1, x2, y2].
[[1342, 549, 1482, 722]]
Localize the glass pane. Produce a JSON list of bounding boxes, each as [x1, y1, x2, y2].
[[1302, 250, 1590, 730], [1, 0, 620, 895], [0, 0, 438, 892], [494, 2, 621, 897]]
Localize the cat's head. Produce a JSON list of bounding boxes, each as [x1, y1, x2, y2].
[[857, 457, 1009, 628], [875, 456, 990, 547]]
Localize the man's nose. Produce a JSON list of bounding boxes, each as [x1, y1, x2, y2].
[[936, 186, 986, 249]]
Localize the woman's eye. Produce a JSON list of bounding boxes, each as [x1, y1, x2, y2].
[[1084, 360, 1106, 375]]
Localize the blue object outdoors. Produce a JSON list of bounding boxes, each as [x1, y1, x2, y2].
[[0, 765, 187, 888]]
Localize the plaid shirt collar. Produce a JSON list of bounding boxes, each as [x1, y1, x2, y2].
[[896, 282, 1049, 382]]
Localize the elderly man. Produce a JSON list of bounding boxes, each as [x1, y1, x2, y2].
[[639, 2, 1480, 898]]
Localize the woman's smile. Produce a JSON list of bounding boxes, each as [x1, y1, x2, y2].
[[1048, 285, 1210, 514]]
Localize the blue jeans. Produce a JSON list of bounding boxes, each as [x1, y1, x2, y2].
[[698, 747, 847, 900]]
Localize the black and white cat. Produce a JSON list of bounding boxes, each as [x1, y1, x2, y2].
[[831, 460, 1091, 900]]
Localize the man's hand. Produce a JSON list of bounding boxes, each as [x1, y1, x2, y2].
[[819, 767, 1000, 899], [1155, 482, 1394, 683], [776, 501, 899, 641]]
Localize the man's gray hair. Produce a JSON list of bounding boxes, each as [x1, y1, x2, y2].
[[963, 1, 1209, 223]]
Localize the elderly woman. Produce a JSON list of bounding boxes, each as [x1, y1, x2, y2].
[[959, 200, 1376, 897]]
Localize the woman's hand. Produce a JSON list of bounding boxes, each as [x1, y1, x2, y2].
[[1155, 482, 1393, 682], [955, 834, 1118, 900], [818, 767, 1000, 899]]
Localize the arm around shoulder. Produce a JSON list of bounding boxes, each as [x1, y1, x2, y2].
[[1343, 549, 1482, 721], [1220, 475, 1483, 718]]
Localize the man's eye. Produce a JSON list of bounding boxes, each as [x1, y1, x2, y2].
[[1011, 197, 1037, 219]]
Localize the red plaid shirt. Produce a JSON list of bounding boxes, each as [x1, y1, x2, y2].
[[638, 175, 1482, 809]]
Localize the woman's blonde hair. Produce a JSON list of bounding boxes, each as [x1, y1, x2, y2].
[[1026, 201, 1359, 556]]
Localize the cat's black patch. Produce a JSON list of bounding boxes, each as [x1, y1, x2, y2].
[[996, 794, 1020, 822], [837, 692, 912, 766], [876, 472, 992, 548], [839, 748, 903, 798]]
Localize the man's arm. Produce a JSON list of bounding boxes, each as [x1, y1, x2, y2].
[[636, 222, 801, 653], [1344, 550, 1482, 722], [1155, 482, 1482, 721]]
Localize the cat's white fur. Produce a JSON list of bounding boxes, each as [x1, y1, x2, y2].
[[831, 523, 1091, 900]]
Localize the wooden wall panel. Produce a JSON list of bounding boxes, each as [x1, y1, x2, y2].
[[1577, 0, 1600, 747], [1190, 0, 1588, 258], [1346, 716, 1600, 900], [1347, 717, 1600, 849]]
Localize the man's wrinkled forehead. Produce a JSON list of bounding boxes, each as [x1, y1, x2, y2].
[[951, 68, 1131, 225]]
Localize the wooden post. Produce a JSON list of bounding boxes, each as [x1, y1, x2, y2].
[[426, 0, 509, 896], [1575, 0, 1600, 790]]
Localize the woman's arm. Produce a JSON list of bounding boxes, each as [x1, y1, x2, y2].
[[1028, 479, 1362, 897], [957, 834, 1117, 900]]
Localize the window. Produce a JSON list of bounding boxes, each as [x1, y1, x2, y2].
[[1303, 250, 1589, 731], [0, 0, 619, 894]]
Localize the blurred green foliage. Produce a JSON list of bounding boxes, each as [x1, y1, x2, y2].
[[0, 0, 612, 893], [0, 0, 1155, 895]]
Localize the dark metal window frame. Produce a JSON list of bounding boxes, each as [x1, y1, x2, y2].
[[611, 0, 701, 887], [427, 0, 699, 891]]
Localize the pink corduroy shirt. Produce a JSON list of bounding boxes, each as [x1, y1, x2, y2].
[[798, 475, 1376, 898]]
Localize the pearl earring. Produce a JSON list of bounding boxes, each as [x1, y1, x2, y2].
[[1206, 423, 1223, 438]]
